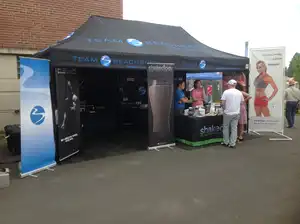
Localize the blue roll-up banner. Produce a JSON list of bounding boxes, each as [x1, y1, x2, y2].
[[20, 57, 56, 177]]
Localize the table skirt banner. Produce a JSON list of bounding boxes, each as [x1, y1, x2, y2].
[[175, 115, 223, 147], [20, 57, 56, 177]]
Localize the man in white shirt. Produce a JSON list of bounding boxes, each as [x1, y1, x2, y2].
[[221, 79, 244, 148]]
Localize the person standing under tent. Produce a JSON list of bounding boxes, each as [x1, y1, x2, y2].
[[222, 72, 247, 92], [174, 81, 194, 115], [221, 79, 244, 148], [206, 82, 213, 103], [236, 82, 251, 141], [284, 78, 300, 128], [236, 72, 247, 91], [222, 75, 234, 91], [191, 80, 206, 107]]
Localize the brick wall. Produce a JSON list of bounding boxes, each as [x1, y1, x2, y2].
[[0, 0, 123, 50]]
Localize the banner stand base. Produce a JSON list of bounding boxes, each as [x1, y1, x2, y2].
[[250, 131, 292, 141], [20, 162, 56, 178], [269, 132, 292, 141], [46, 167, 55, 171], [28, 174, 38, 178], [148, 143, 176, 152], [59, 150, 80, 162]]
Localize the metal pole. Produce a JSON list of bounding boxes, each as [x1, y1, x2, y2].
[[244, 41, 249, 57]]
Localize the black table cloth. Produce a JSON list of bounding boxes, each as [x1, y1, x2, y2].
[[175, 115, 223, 147]]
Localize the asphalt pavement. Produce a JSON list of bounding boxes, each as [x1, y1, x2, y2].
[[0, 119, 300, 224]]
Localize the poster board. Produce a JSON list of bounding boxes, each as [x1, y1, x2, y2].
[[55, 68, 80, 161], [147, 63, 175, 150], [249, 47, 285, 133], [20, 57, 56, 177]]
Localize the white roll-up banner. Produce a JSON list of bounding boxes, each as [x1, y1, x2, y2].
[[249, 47, 285, 133]]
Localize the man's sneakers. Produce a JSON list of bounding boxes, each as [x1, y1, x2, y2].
[[221, 142, 228, 147], [221, 142, 236, 148]]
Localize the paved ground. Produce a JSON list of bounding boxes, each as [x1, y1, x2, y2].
[[1, 119, 300, 224]]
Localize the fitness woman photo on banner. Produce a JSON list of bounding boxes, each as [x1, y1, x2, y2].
[[254, 60, 278, 117]]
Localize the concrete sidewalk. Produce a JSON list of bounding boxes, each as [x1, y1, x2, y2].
[[0, 120, 300, 224]]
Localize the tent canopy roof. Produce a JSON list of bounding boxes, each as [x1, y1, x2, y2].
[[36, 16, 249, 71]]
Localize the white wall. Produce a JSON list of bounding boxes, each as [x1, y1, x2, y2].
[[0, 54, 20, 129]]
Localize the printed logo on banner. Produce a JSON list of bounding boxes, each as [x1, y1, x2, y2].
[[30, 105, 46, 125], [73, 55, 153, 67], [200, 125, 223, 137], [199, 60, 206, 69], [87, 37, 196, 51], [126, 38, 143, 47], [148, 64, 174, 72], [71, 55, 202, 69], [138, 86, 146, 95], [100, 55, 111, 67]]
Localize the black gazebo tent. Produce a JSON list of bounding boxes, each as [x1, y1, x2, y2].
[[35, 16, 249, 161], [36, 16, 249, 71]]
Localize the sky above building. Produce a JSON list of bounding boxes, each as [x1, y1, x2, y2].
[[124, 0, 300, 66]]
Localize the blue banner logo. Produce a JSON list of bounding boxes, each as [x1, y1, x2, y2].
[[138, 86, 146, 95], [199, 60, 206, 69], [30, 106, 46, 125], [100, 55, 111, 67], [127, 38, 143, 47]]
